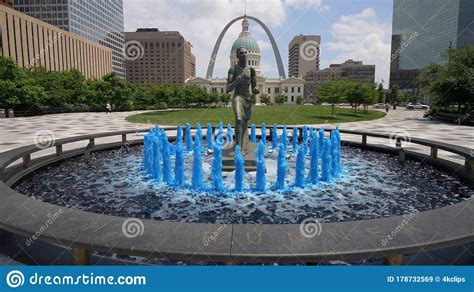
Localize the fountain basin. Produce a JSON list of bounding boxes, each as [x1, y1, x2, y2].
[[1, 127, 473, 265]]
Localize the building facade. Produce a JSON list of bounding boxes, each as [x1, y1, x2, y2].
[[288, 34, 320, 78], [0, 4, 113, 78], [124, 28, 195, 84], [304, 59, 375, 101], [390, 0, 474, 92], [187, 18, 304, 104], [13, 0, 125, 78]]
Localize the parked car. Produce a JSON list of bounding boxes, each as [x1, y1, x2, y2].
[[373, 103, 385, 109], [406, 103, 430, 110]]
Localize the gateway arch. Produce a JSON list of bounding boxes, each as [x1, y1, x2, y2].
[[206, 15, 286, 79]]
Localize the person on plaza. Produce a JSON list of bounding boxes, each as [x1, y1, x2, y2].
[[106, 102, 112, 114], [385, 103, 390, 113]]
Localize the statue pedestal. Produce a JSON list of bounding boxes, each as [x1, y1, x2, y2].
[[222, 143, 257, 172]]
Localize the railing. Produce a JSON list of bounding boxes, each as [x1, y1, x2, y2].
[[0, 126, 472, 266]]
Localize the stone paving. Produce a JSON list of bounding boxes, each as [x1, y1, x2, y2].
[[0, 108, 472, 160]]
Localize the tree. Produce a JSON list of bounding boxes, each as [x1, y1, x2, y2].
[[219, 92, 231, 107], [360, 83, 378, 112], [295, 95, 304, 105], [377, 83, 384, 103], [387, 84, 400, 104], [0, 56, 45, 111], [416, 45, 474, 111], [275, 94, 286, 105], [259, 94, 270, 105], [317, 81, 346, 118]]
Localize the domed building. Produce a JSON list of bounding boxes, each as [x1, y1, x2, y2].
[[187, 17, 304, 105], [229, 17, 262, 76]]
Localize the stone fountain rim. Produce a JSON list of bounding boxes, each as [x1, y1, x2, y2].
[[0, 127, 473, 263]]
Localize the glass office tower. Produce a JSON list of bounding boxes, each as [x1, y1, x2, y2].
[[13, 0, 125, 78], [390, 0, 473, 92]]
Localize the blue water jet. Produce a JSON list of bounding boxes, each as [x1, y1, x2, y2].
[[294, 144, 305, 188], [276, 143, 287, 190], [152, 134, 162, 181], [282, 124, 288, 150], [261, 122, 266, 144], [307, 133, 319, 184], [211, 144, 223, 192], [255, 140, 266, 192], [176, 124, 183, 144], [196, 123, 203, 149], [272, 123, 278, 149], [185, 123, 193, 152], [321, 137, 332, 182], [292, 127, 298, 152], [191, 139, 204, 190], [161, 130, 172, 184], [227, 124, 233, 143], [303, 125, 309, 155], [174, 140, 185, 187], [319, 127, 325, 154], [206, 123, 214, 150], [234, 145, 245, 192], [250, 124, 256, 143], [331, 131, 340, 177], [216, 121, 224, 150]]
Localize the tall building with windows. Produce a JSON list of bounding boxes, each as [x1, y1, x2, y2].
[[390, 0, 474, 93], [124, 28, 196, 84], [0, 4, 112, 78], [13, 0, 125, 78], [288, 34, 320, 78]]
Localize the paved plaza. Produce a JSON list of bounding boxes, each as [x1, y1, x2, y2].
[[0, 108, 472, 154]]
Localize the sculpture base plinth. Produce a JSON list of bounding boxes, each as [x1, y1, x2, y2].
[[222, 143, 257, 172]]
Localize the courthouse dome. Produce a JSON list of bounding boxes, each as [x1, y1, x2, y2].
[[230, 17, 260, 54]]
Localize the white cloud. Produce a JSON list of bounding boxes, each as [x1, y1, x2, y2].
[[285, 0, 329, 11], [325, 8, 392, 87], [124, 0, 287, 78]]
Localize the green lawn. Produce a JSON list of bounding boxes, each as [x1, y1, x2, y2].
[[126, 105, 386, 125]]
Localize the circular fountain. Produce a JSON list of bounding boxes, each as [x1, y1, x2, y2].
[[0, 124, 473, 265]]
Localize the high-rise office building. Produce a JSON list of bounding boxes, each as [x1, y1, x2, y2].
[[288, 34, 320, 78], [13, 0, 125, 78], [124, 28, 195, 85], [390, 0, 474, 92], [0, 4, 113, 78]]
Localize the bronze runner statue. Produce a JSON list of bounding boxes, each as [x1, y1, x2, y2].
[[226, 46, 259, 155]]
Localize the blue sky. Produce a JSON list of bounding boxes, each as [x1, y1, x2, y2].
[[124, 0, 393, 86]]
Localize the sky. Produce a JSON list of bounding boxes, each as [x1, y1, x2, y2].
[[123, 0, 393, 87]]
